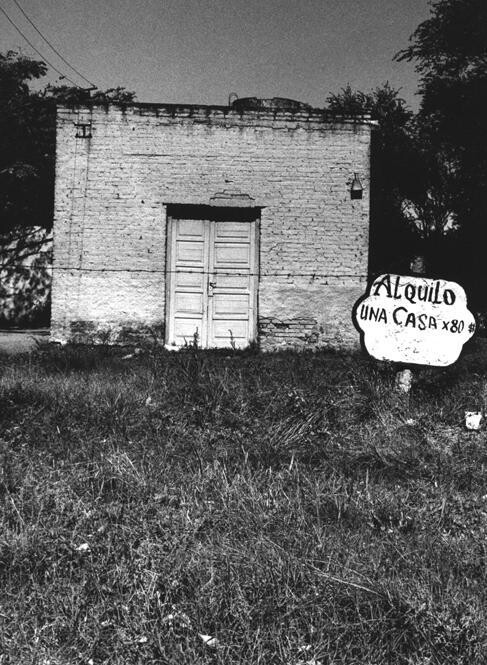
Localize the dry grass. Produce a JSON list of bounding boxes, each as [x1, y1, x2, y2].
[[1, 341, 487, 664]]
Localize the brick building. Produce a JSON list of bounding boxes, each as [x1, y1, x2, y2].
[[51, 98, 375, 350]]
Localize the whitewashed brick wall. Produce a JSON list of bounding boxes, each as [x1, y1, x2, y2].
[[51, 103, 374, 349]]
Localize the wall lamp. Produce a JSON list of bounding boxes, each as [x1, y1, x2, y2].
[[350, 173, 363, 200]]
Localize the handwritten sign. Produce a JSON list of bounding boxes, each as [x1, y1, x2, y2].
[[353, 274, 476, 366]]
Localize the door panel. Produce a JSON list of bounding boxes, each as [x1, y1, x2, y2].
[[215, 221, 252, 238], [175, 271, 204, 288], [207, 220, 255, 349], [176, 241, 205, 263], [214, 274, 250, 289], [212, 294, 250, 316], [167, 212, 257, 349], [212, 320, 249, 346], [214, 244, 250, 265], [174, 292, 204, 312], [178, 219, 206, 235], [168, 217, 208, 347]]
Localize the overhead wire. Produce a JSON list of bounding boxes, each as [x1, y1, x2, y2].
[[11, 0, 96, 88], [0, 1, 80, 87]]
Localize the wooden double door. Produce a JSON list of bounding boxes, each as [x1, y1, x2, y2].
[[166, 207, 259, 349]]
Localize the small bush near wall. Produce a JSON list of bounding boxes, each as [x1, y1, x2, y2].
[[0, 226, 52, 328]]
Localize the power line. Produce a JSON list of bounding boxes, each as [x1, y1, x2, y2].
[[0, 1, 79, 87], [11, 0, 96, 88]]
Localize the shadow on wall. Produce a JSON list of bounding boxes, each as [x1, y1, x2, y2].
[[0, 226, 52, 328]]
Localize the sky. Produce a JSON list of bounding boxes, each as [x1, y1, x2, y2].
[[1, 0, 432, 110]]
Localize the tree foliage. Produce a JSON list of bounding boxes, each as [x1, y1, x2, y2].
[[0, 49, 47, 95], [396, 0, 487, 302], [328, 2, 487, 296], [0, 51, 53, 233], [0, 50, 136, 234], [326, 83, 419, 275], [396, 0, 487, 92], [41, 83, 137, 106], [396, 0, 487, 184]]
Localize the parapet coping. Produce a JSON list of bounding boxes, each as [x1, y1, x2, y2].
[[57, 102, 378, 127]]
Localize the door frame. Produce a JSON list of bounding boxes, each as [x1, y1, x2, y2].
[[164, 204, 260, 349]]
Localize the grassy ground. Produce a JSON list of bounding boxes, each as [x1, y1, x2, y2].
[[1, 341, 487, 664]]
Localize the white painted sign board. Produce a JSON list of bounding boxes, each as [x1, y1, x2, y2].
[[354, 274, 476, 367]]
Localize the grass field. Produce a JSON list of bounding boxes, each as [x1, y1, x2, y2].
[[1, 341, 487, 664]]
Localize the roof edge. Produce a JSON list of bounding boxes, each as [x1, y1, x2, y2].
[[56, 101, 377, 125]]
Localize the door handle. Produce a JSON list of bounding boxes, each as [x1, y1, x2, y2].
[[208, 281, 216, 295]]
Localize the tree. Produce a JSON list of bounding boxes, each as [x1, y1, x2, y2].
[[0, 50, 136, 326], [0, 50, 136, 234], [326, 83, 419, 276], [0, 50, 52, 233], [396, 0, 487, 304]]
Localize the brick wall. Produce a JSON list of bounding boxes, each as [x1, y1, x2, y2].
[[51, 103, 374, 349]]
